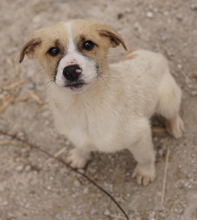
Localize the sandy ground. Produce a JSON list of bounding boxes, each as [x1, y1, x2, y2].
[[0, 0, 197, 220]]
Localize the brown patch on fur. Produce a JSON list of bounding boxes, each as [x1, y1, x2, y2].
[[119, 48, 140, 62], [20, 20, 127, 79], [19, 38, 41, 63], [99, 30, 127, 50]]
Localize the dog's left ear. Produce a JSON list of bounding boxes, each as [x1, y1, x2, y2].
[[98, 25, 127, 50], [19, 37, 41, 63]]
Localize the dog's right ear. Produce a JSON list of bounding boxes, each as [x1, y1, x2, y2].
[[19, 37, 41, 63]]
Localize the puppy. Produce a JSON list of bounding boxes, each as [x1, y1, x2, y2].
[[20, 20, 184, 185]]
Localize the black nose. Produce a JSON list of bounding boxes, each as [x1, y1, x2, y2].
[[63, 64, 82, 81]]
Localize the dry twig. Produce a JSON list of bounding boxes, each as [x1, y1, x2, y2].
[[27, 90, 43, 104], [43, 147, 68, 166], [3, 80, 25, 90], [161, 146, 170, 205], [152, 126, 166, 133], [0, 94, 16, 115], [0, 130, 129, 220]]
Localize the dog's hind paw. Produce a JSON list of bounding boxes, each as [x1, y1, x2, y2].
[[166, 114, 184, 139], [132, 163, 156, 186]]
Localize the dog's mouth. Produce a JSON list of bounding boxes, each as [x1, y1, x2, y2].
[[65, 81, 86, 91]]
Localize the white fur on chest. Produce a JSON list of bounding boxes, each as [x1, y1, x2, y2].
[[47, 50, 166, 152], [47, 83, 125, 152]]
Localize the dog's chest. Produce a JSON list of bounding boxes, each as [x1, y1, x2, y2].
[[48, 86, 121, 150]]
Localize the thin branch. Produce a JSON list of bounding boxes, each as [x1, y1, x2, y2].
[[161, 145, 170, 205], [0, 130, 129, 220]]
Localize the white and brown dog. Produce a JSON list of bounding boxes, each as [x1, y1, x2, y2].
[[20, 20, 184, 185]]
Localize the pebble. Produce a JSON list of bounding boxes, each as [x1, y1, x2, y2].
[[146, 11, 154, 19], [125, 172, 130, 177], [104, 209, 111, 216], [134, 22, 142, 33], [158, 149, 164, 157], [161, 34, 169, 42], [3, 201, 8, 206], [163, 11, 169, 16], [90, 209, 97, 215], [191, 4, 197, 10], [174, 208, 183, 214], [83, 187, 89, 194], [74, 180, 80, 187], [176, 14, 183, 22], [17, 131, 25, 139], [24, 165, 31, 172], [16, 165, 24, 172], [125, 7, 132, 13], [191, 91, 197, 96], [76, 210, 81, 215], [27, 82, 35, 90], [42, 110, 50, 118], [72, 194, 77, 198]]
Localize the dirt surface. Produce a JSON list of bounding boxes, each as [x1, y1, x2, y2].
[[0, 0, 197, 220]]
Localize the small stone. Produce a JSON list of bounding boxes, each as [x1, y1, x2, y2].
[[76, 210, 81, 215], [24, 165, 31, 172], [83, 188, 89, 194], [16, 165, 24, 172], [104, 209, 111, 216], [78, 169, 84, 174], [163, 11, 169, 16], [134, 22, 142, 33], [72, 194, 77, 198], [3, 201, 8, 206], [65, 140, 70, 145], [74, 180, 80, 187], [191, 91, 197, 96], [146, 11, 154, 18], [158, 149, 163, 157], [125, 172, 130, 177], [176, 14, 183, 22], [161, 34, 169, 42], [90, 209, 97, 215], [125, 7, 132, 13], [117, 13, 124, 20], [191, 4, 197, 10], [27, 82, 35, 90]]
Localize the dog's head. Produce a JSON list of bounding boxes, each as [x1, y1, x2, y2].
[[20, 20, 127, 93]]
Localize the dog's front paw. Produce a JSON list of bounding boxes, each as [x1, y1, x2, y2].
[[66, 148, 90, 169], [132, 163, 156, 186]]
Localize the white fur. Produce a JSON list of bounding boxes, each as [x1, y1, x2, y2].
[[47, 49, 184, 185], [55, 21, 98, 93]]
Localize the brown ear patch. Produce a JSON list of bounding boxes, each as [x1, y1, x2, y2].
[[19, 38, 41, 63], [98, 30, 127, 50]]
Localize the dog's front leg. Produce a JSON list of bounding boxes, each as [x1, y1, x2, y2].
[[129, 120, 156, 186], [66, 147, 92, 169]]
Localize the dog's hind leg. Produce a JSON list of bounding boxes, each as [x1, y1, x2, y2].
[[156, 71, 184, 139]]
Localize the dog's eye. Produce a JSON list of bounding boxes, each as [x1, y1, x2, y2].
[[83, 41, 95, 51], [48, 47, 60, 56]]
